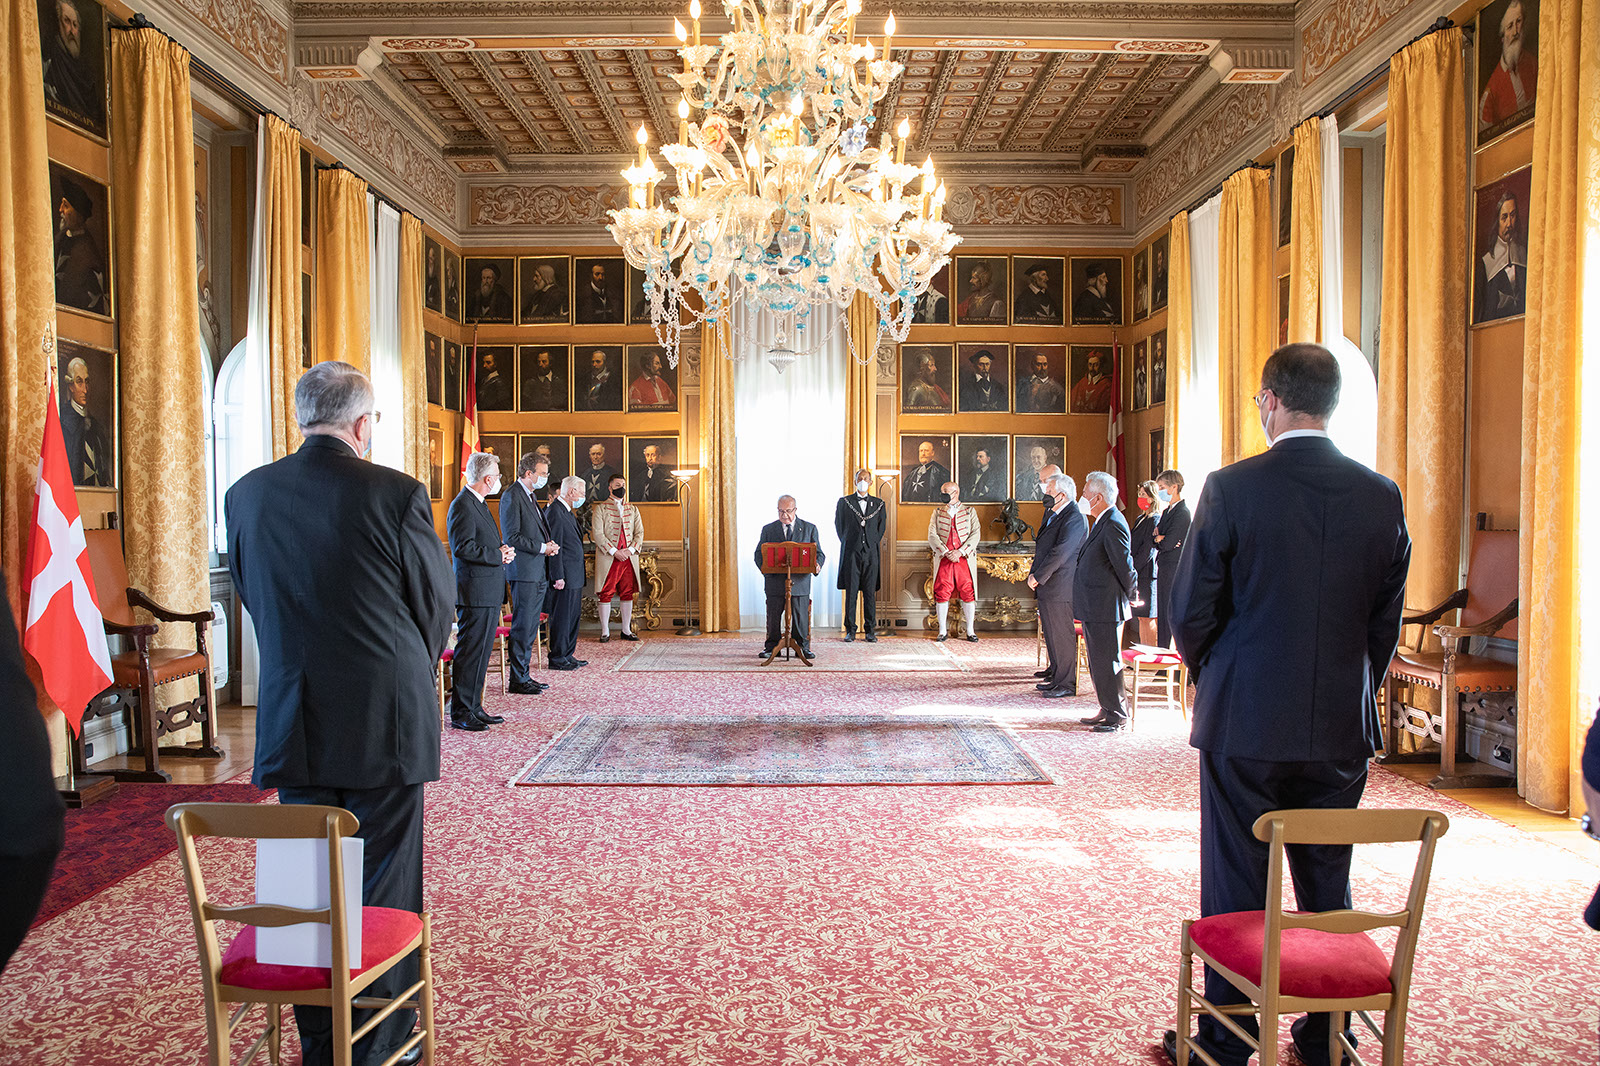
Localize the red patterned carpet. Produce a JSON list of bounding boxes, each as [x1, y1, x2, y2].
[[2, 635, 1596, 1065]]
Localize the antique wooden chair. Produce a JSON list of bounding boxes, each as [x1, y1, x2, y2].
[[83, 528, 223, 782], [1383, 522, 1518, 789], [1175, 807, 1449, 1066], [166, 802, 435, 1066], [1121, 644, 1189, 726]]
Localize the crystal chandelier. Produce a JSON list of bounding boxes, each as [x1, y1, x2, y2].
[[606, 0, 960, 367]]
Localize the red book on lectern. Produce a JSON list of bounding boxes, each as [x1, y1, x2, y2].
[[761, 541, 815, 572]]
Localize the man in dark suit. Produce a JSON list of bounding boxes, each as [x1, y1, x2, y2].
[[965, 446, 1003, 502], [578, 261, 622, 323], [903, 440, 951, 504], [957, 349, 1006, 412], [543, 476, 589, 669], [755, 496, 826, 657], [501, 453, 559, 696], [447, 452, 515, 730], [1028, 470, 1088, 697], [835, 469, 886, 642], [1163, 343, 1411, 1066], [467, 263, 514, 323], [226, 361, 453, 1066], [1153, 468, 1191, 647], [1072, 471, 1136, 731]]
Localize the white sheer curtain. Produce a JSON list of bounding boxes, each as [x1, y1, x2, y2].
[[1179, 196, 1223, 498], [236, 123, 278, 480], [732, 301, 848, 630], [368, 197, 404, 469], [1318, 116, 1379, 469]]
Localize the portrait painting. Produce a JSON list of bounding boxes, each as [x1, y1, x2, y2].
[[1069, 345, 1115, 415], [517, 434, 571, 499], [575, 435, 625, 504], [444, 252, 461, 322], [519, 255, 569, 325], [427, 425, 444, 501], [1132, 339, 1148, 412], [899, 434, 953, 505], [423, 235, 444, 315], [1133, 247, 1150, 322], [477, 434, 517, 497], [952, 255, 1009, 326], [443, 339, 462, 412], [955, 435, 1010, 504], [1150, 429, 1166, 483], [899, 344, 954, 415], [1472, 166, 1532, 325], [56, 339, 116, 489], [425, 332, 442, 406], [574, 345, 625, 411], [1476, 0, 1539, 146], [1278, 145, 1295, 248], [628, 436, 680, 504], [1151, 233, 1170, 312], [1069, 257, 1122, 326], [626, 345, 678, 412], [300, 149, 313, 247], [1011, 257, 1065, 326], [39, 0, 106, 138], [49, 161, 111, 318], [627, 264, 658, 325], [573, 257, 626, 324], [1278, 274, 1290, 346], [473, 345, 515, 411], [1012, 436, 1066, 503], [300, 272, 312, 369], [518, 344, 569, 412], [463, 257, 515, 324], [1012, 344, 1067, 415], [1150, 330, 1168, 406], [910, 263, 950, 324], [956, 343, 1009, 414]]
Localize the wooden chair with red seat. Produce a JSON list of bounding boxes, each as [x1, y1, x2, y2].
[[83, 528, 222, 782], [166, 802, 436, 1066], [1175, 807, 1449, 1066], [1383, 521, 1518, 789]]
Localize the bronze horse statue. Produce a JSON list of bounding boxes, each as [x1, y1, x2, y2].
[[992, 498, 1034, 544]]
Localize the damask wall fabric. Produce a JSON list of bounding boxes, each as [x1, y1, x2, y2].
[[315, 167, 371, 372], [1378, 29, 1468, 657], [1163, 210, 1193, 475], [399, 212, 428, 484], [258, 114, 302, 461], [845, 293, 877, 484], [0, 0, 56, 629], [1288, 118, 1323, 344], [1216, 168, 1273, 465], [1518, 0, 1599, 814], [698, 319, 739, 633], [109, 29, 210, 729]]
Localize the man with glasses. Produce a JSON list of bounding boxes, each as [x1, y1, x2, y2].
[[755, 496, 825, 658], [448, 452, 516, 730], [1072, 471, 1136, 730]]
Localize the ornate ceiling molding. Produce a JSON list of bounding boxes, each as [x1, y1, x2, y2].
[[945, 182, 1122, 227], [318, 81, 459, 216], [296, 1, 1293, 21], [1133, 82, 1272, 221], [1298, 0, 1409, 88]]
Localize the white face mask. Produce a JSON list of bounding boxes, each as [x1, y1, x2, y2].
[[1077, 495, 1093, 512], [1156, 488, 1171, 504], [855, 480, 870, 494], [533, 474, 548, 489]]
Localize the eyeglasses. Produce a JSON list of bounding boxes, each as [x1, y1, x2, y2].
[[367, 410, 383, 424], [1252, 390, 1272, 409]]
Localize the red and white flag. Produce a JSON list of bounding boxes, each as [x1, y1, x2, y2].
[[1106, 334, 1126, 503], [459, 334, 480, 476], [24, 377, 114, 735]]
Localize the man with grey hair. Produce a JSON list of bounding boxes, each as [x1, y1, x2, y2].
[[1028, 471, 1087, 696], [1073, 471, 1135, 731], [59, 355, 110, 486], [226, 360, 452, 1066], [544, 475, 590, 668], [448, 452, 516, 729], [755, 495, 825, 658]]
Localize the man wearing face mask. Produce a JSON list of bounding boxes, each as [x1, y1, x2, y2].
[[1028, 470, 1087, 696], [449, 453, 517, 729], [544, 476, 590, 669], [1072, 471, 1137, 731], [592, 473, 645, 642], [501, 454, 560, 695], [927, 482, 982, 642], [834, 469, 886, 642], [1153, 469, 1190, 647]]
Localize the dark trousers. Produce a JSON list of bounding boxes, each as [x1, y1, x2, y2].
[[1038, 592, 1077, 688], [507, 579, 545, 684], [546, 584, 581, 661], [1155, 552, 1181, 646], [1080, 620, 1129, 722], [764, 593, 811, 652], [841, 549, 878, 635], [276, 783, 426, 1066], [1195, 751, 1369, 1066], [0, 849, 60, 976], [450, 604, 496, 721]]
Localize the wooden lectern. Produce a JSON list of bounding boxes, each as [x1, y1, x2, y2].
[[759, 541, 817, 666]]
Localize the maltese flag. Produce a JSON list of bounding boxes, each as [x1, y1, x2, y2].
[[24, 377, 113, 735]]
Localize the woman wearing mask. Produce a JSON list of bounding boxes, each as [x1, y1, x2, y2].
[[1128, 480, 1163, 646], [1152, 469, 1190, 647]]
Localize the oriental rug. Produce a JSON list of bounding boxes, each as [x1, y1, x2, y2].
[[615, 635, 965, 672], [34, 781, 271, 927], [512, 714, 1052, 786]]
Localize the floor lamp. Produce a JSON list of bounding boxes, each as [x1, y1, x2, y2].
[[671, 467, 701, 635]]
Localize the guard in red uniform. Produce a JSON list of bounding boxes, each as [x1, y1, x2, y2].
[[927, 481, 981, 642], [592, 473, 645, 641]]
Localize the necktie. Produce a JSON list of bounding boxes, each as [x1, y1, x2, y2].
[[784, 524, 791, 540]]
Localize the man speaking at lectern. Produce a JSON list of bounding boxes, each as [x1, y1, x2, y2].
[[755, 495, 826, 658]]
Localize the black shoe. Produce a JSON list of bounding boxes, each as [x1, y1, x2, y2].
[[1035, 680, 1057, 691], [395, 1044, 423, 1066], [935, 633, 948, 642], [1078, 714, 1110, 726], [802, 648, 814, 658], [1092, 720, 1129, 733], [760, 649, 776, 658], [598, 634, 611, 643], [1040, 686, 1077, 698], [619, 631, 640, 641], [550, 659, 580, 671], [450, 716, 486, 731], [965, 634, 979, 642], [508, 680, 543, 695], [864, 634, 878, 643], [843, 632, 856, 642], [475, 710, 505, 725], [1161, 1030, 1199, 1066], [1033, 668, 1053, 678]]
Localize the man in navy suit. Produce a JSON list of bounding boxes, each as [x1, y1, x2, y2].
[[447, 453, 515, 729], [1029, 471, 1088, 697], [755, 495, 826, 657], [1073, 471, 1136, 731], [543, 476, 589, 669], [501, 453, 559, 695], [1164, 343, 1411, 1066]]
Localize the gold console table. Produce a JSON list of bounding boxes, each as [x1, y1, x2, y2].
[[921, 545, 1038, 630], [581, 546, 667, 630]]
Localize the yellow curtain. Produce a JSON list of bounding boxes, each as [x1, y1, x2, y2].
[[0, 0, 55, 626], [1518, 0, 1599, 814], [1377, 29, 1468, 649], [1288, 118, 1323, 343], [1216, 168, 1274, 465], [844, 292, 877, 483], [398, 212, 427, 483], [315, 168, 370, 371], [697, 319, 739, 632], [259, 114, 302, 460], [1163, 212, 1191, 469], [110, 28, 209, 725]]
